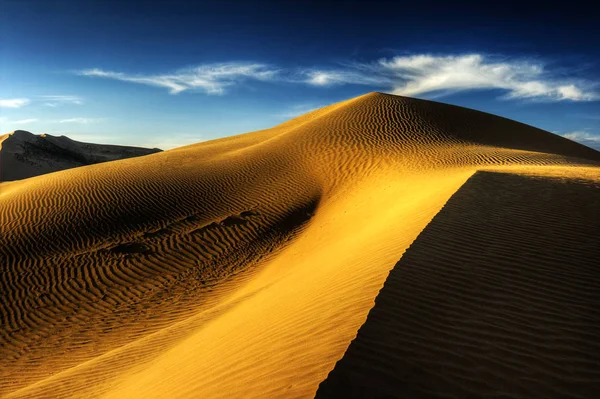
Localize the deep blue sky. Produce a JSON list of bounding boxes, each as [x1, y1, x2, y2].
[[1, 0, 599, 149]]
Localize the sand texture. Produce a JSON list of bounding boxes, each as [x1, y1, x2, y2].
[[1, 93, 599, 398], [0, 130, 162, 181], [317, 171, 600, 398]]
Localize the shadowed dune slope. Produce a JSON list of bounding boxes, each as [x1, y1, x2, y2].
[[0, 130, 162, 181], [1, 93, 599, 398], [317, 171, 600, 399]]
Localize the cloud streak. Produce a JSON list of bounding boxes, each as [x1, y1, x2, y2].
[[78, 63, 280, 95], [561, 130, 600, 151], [41, 95, 84, 107], [11, 118, 38, 124], [302, 55, 598, 101], [0, 98, 30, 108], [300, 69, 390, 87], [76, 54, 599, 102], [59, 117, 102, 124], [562, 131, 600, 142], [379, 55, 597, 101], [0, 96, 84, 109]]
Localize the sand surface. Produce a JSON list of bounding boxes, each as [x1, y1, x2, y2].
[[317, 170, 600, 398], [0, 130, 161, 181], [1, 93, 599, 398]]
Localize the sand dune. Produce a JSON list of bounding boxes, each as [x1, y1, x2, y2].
[[317, 170, 600, 398], [1, 93, 599, 398], [0, 130, 161, 181]]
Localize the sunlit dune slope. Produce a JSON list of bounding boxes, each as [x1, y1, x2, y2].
[[317, 171, 600, 398], [0, 130, 161, 182], [1, 92, 599, 398]]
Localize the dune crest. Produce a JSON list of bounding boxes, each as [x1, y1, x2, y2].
[[1, 93, 599, 398]]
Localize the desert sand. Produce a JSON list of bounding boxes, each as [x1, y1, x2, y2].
[[1, 93, 599, 398], [317, 170, 600, 398], [0, 130, 161, 182]]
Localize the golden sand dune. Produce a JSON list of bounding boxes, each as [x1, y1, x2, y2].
[[0, 130, 161, 182], [1, 93, 599, 398], [317, 171, 600, 398]]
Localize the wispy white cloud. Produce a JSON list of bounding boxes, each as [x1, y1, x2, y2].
[[78, 63, 280, 95], [562, 131, 600, 142], [385, 55, 596, 100], [0, 98, 30, 108], [58, 117, 102, 124], [11, 118, 38, 124], [0, 96, 84, 110], [79, 69, 188, 94], [300, 69, 390, 87], [561, 130, 600, 151], [301, 54, 599, 101], [41, 95, 84, 107], [75, 54, 599, 102]]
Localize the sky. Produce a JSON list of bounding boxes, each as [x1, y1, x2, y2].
[[1, 0, 599, 150]]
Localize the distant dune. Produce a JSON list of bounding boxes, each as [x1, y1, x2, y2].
[[0, 130, 162, 181], [1, 93, 599, 398]]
